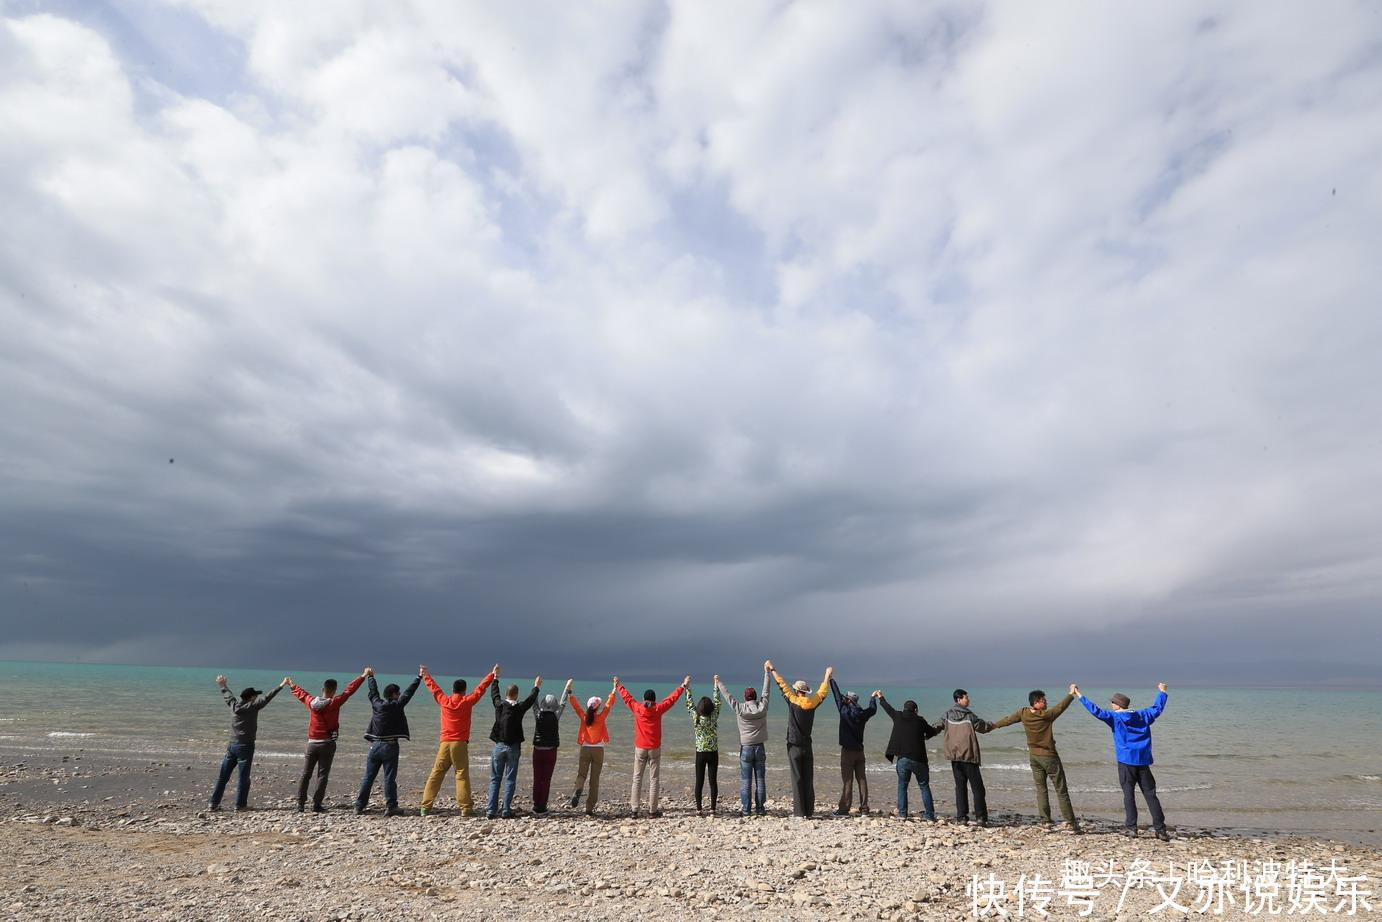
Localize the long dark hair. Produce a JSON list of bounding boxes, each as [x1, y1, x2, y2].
[[695, 696, 714, 718], [585, 700, 599, 726]]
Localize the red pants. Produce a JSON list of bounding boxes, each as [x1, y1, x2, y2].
[[532, 747, 558, 811]]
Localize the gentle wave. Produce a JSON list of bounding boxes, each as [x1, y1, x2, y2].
[[1074, 783, 1213, 794], [47, 731, 96, 738]]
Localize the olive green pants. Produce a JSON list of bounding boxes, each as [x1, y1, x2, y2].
[[1029, 754, 1075, 824]]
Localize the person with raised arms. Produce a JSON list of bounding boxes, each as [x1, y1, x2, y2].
[[486, 673, 541, 819], [715, 664, 772, 817], [990, 686, 1082, 833], [767, 659, 833, 818], [616, 675, 688, 818], [530, 678, 574, 814], [209, 674, 289, 812], [873, 690, 941, 820], [354, 667, 423, 816], [685, 677, 722, 816], [829, 674, 877, 816], [288, 667, 367, 813], [567, 679, 618, 815], [1075, 681, 1171, 841], [418, 663, 498, 816]]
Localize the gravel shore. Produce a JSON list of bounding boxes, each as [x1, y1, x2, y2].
[[3, 751, 1379, 921]]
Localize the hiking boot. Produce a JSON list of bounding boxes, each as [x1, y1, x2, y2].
[[385, 807, 404, 817], [1155, 829, 1171, 842], [978, 817, 989, 828], [207, 804, 221, 813], [296, 803, 305, 813], [355, 806, 366, 815], [1122, 827, 1138, 838], [312, 805, 327, 814], [569, 791, 581, 808]]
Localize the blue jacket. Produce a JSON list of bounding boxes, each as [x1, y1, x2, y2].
[[830, 678, 876, 750], [1080, 691, 1167, 766]]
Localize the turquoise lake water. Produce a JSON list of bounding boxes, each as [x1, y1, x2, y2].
[[0, 661, 1378, 843]]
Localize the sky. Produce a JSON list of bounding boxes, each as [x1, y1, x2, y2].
[[2, 1, 1380, 685]]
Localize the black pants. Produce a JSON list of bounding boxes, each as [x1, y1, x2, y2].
[[694, 750, 719, 810], [297, 740, 337, 808], [1118, 762, 1166, 832], [786, 742, 815, 816], [951, 761, 988, 821]]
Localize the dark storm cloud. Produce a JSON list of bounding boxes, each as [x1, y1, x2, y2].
[[2, 3, 1381, 684]]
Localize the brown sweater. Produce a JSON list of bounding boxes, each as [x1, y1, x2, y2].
[[991, 693, 1075, 758]]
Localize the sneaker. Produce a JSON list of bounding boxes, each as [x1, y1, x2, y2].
[[418, 807, 431, 816], [1068, 821, 1083, 835], [978, 817, 989, 828], [569, 791, 581, 808], [500, 811, 514, 820], [755, 810, 766, 817], [648, 811, 663, 818], [1123, 827, 1138, 838], [923, 813, 937, 822], [1155, 829, 1171, 842], [485, 812, 497, 820], [355, 806, 366, 815], [697, 809, 705, 817], [831, 809, 849, 816], [312, 805, 327, 814], [385, 807, 404, 817], [459, 810, 474, 818], [234, 806, 253, 813], [296, 803, 305, 813], [207, 804, 221, 813]]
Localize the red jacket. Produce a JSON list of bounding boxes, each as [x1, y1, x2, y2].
[[424, 672, 496, 741], [618, 685, 684, 750], [291, 675, 365, 741]]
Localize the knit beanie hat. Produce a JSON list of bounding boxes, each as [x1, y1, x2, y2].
[[1111, 693, 1131, 708]]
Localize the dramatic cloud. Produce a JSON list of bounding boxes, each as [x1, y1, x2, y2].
[[2, 1, 1380, 683]]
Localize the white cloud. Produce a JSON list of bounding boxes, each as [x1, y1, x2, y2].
[[1, 2, 1380, 672]]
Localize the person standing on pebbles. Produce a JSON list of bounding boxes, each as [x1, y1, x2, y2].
[[355, 667, 422, 816], [288, 668, 368, 813], [940, 689, 996, 827], [530, 679, 574, 814], [768, 660, 833, 818], [990, 686, 1082, 834], [617, 675, 688, 817], [685, 677, 722, 816], [418, 663, 498, 816], [567, 680, 618, 815], [486, 674, 541, 819], [829, 675, 877, 816], [874, 691, 941, 820], [1075, 682, 1171, 841], [209, 674, 289, 812], [716, 664, 772, 816]]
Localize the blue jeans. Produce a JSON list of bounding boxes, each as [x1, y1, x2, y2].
[[210, 742, 255, 808], [739, 743, 766, 814], [488, 742, 521, 815], [356, 740, 400, 810], [896, 756, 934, 818]]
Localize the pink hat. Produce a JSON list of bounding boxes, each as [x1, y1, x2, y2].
[[586, 695, 603, 710]]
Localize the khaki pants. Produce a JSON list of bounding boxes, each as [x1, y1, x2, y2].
[[421, 740, 472, 813], [572, 745, 605, 813], [1030, 754, 1075, 824], [839, 748, 868, 813], [630, 746, 661, 813]]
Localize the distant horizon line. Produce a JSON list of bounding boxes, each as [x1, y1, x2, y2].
[[3, 657, 1380, 691]]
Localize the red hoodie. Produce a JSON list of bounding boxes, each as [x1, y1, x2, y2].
[[424, 672, 496, 741], [291, 675, 365, 742], [618, 685, 684, 750]]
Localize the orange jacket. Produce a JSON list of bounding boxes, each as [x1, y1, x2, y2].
[[618, 684, 685, 750], [424, 671, 496, 741], [568, 691, 618, 746]]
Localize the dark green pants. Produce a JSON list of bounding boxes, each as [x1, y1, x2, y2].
[[1029, 754, 1075, 823]]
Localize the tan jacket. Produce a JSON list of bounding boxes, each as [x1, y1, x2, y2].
[[940, 705, 995, 764], [991, 693, 1075, 758]]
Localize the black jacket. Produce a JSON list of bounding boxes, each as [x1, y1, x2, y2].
[[533, 709, 560, 748], [830, 678, 877, 749], [221, 685, 283, 743], [880, 696, 941, 763], [489, 684, 540, 745], [363, 675, 421, 741]]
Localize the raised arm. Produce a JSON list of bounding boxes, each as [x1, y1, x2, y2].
[[396, 674, 422, 706], [219, 684, 236, 708], [654, 681, 687, 715], [1139, 688, 1168, 724], [250, 682, 286, 711], [489, 680, 502, 708], [617, 683, 636, 711], [336, 674, 366, 704], [367, 675, 381, 703], [518, 683, 541, 713], [1046, 692, 1076, 721], [990, 709, 1023, 730], [711, 680, 721, 718], [462, 669, 497, 706], [556, 681, 572, 719], [876, 692, 896, 718], [1078, 692, 1116, 726], [422, 672, 446, 704], [829, 676, 845, 712], [713, 676, 739, 711]]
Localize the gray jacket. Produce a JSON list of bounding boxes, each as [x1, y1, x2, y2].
[[940, 704, 994, 764], [221, 685, 283, 744], [715, 670, 771, 746]]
